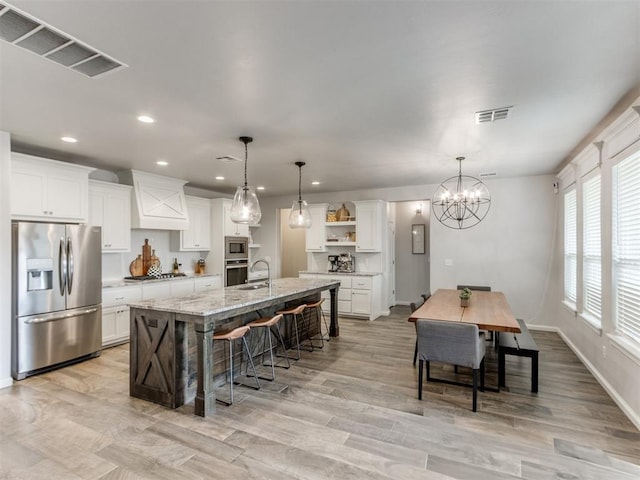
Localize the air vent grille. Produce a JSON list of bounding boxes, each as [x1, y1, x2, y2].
[[0, 1, 127, 78], [475, 106, 513, 124]]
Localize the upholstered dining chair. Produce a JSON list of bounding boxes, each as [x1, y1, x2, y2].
[[416, 319, 486, 412]]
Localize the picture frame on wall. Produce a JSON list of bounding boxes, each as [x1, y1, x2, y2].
[[412, 224, 425, 254]]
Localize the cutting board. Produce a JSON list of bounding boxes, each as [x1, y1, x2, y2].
[[129, 255, 144, 276]]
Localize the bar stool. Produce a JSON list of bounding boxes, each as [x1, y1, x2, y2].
[[213, 325, 260, 405], [305, 298, 330, 349], [246, 314, 291, 381], [276, 304, 308, 360]]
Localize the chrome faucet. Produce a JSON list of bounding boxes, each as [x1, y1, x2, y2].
[[250, 259, 271, 287]]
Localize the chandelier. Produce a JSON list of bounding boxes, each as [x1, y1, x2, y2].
[[288, 161, 312, 228], [432, 157, 491, 229], [230, 136, 261, 226]]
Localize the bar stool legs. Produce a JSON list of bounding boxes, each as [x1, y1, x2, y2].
[[213, 325, 260, 405], [276, 304, 308, 360], [306, 299, 330, 349], [247, 314, 291, 381]]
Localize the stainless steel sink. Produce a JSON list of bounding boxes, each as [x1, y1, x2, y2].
[[237, 284, 268, 290]]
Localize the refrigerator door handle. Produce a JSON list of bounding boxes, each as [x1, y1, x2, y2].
[[58, 237, 66, 296], [23, 307, 100, 324], [67, 236, 74, 295]]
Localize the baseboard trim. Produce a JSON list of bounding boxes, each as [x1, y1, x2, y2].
[[539, 325, 640, 431]]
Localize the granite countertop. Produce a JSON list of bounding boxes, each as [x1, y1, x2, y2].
[[103, 273, 221, 288], [127, 277, 339, 316], [299, 271, 382, 277]]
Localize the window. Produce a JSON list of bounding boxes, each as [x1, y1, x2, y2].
[[613, 153, 640, 343], [582, 173, 601, 323], [564, 188, 577, 304]]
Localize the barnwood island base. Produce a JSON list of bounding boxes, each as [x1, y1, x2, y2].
[[128, 277, 340, 416]]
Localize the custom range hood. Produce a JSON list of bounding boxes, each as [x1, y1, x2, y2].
[[118, 170, 189, 230]]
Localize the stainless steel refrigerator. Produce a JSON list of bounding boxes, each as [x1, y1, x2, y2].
[[12, 222, 102, 380]]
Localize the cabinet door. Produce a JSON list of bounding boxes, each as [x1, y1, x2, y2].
[[11, 169, 47, 217], [103, 191, 131, 251], [305, 204, 328, 252], [351, 289, 371, 315], [355, 201, 382, 252], [46, 173, 86, 221], [102, 307, 118, 346], [182, 197, 211, 250], [115, 308, 131, 340], [223, 201, 249, 237]]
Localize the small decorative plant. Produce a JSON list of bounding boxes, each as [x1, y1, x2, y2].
[[459, 287, 472, 307]]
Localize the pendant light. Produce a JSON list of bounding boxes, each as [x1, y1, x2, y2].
[[288, 161, 312, 229], [432, 156, 491, 229], [230, 136, 261, 226]]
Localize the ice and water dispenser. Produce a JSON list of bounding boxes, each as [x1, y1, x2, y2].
[[26, 258, 54, 291]]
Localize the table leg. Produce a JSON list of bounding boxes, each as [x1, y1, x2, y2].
[[194, 320, 215, 417], [329, 286, 339, 337], [532, 351, 539, 393]]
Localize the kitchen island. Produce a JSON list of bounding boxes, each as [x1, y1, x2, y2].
[[128, 277, 340, 416]]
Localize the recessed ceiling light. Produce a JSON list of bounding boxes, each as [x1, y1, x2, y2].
[[312, 181, 320, 185], [257, 186, 265, 191], [215, 176, 225, 180], [61, 136, 77, 143], [138, 115, 155, 124], [156, 160, 168, 166]]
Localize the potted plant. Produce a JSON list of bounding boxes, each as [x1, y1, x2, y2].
[[459, 287, 472, 307]]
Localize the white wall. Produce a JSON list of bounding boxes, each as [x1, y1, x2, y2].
[[0, 132, 12, 388]]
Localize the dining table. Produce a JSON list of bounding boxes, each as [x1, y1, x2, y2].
[[408, 288, 521, 392], [408, 288, 521, 333]]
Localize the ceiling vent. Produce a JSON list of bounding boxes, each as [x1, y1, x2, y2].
[[0, 1, 127, 78], [475, 106, 513, 124]]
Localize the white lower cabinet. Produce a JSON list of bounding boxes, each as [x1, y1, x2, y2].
[[102, 285, 142, 347], [299, 273, 381, 320], [102, 276, 223, 347]]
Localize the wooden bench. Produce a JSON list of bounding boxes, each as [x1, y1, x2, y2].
[[498, 318, 539, 393]]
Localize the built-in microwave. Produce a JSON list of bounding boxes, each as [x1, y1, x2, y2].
[[224, 236, 248, 260]]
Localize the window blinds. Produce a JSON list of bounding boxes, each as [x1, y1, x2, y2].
[[564, 188, 577, 304], [583, 174, 601, 322], [613, 154, 640, 343]]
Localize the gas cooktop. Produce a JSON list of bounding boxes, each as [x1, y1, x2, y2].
[[124, 273, 187, 281]]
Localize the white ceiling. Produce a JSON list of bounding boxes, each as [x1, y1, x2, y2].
[[1, 1, 639, 197]]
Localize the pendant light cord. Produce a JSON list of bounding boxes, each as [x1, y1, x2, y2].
[[243, 140, 249, 189], [298, 165, 302, 202]]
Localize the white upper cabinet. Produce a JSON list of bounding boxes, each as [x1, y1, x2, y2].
[[89, 180, 132, 252], [171, 196, 211, 251], [222, 199, 249, 237], [305, 204, 328, 252], [354, 200, 385, 252], [118, 170, 189, 230], [11, 153, 94, 222]]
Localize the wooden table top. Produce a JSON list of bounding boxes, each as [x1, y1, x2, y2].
[[408, 289, 521, 333]]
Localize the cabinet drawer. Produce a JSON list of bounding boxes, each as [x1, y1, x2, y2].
[[193, 276, 222, 292], [324, 275, 351, 288], [170, 279, 195, 297], [102, 286, 142, 307], [142, 283, 172, 300], [351, 276, 372, 290]]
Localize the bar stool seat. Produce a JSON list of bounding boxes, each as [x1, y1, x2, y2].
[[246, 314, 290, 381], [213, 325, 260, 405], [276, 304, 308, 360], [305, 298, 330, 349]]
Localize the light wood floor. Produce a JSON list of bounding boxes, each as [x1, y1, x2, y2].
[[1, 306, 639, 479]]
